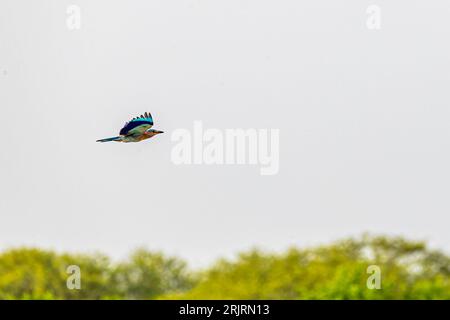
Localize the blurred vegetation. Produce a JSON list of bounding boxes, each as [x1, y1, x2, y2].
[[0, 235, 448, 299]]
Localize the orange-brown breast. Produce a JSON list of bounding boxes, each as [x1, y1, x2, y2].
[[138, 133, 154, 141]]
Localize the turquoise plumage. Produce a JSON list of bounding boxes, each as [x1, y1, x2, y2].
[[97, 112, 164, 143]]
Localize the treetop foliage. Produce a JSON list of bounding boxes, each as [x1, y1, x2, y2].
[[0, 235, 448, 299]]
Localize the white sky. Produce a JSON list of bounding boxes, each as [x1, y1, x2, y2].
[[1, 1, 449, 267]]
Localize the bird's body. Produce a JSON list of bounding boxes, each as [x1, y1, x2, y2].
[[97, 112, 164, 143]]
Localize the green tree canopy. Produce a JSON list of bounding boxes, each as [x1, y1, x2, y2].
[[0, 248, 191, 299], [166, 235, 450, 299], [0, 235, 448, 299]]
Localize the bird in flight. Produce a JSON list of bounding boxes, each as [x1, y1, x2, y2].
[[97, 112, 164, 143]]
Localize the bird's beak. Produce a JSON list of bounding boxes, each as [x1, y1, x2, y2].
[[157, 130, 164, 134]]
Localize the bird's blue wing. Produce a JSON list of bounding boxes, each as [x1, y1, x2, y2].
[[119, 112, 154, 136]]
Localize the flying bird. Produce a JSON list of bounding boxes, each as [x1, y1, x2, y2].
[[97, 112, 164, 143]]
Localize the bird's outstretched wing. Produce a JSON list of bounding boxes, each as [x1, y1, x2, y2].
[[119, 112, 154, 136]]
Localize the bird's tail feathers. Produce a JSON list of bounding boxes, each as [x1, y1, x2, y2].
[[96, 136, 122, 143]]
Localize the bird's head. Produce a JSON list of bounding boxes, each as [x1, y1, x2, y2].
[[145, 129, 164, 137]]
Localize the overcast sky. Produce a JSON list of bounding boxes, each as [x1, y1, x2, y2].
[[1, 1, 449, 267]]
